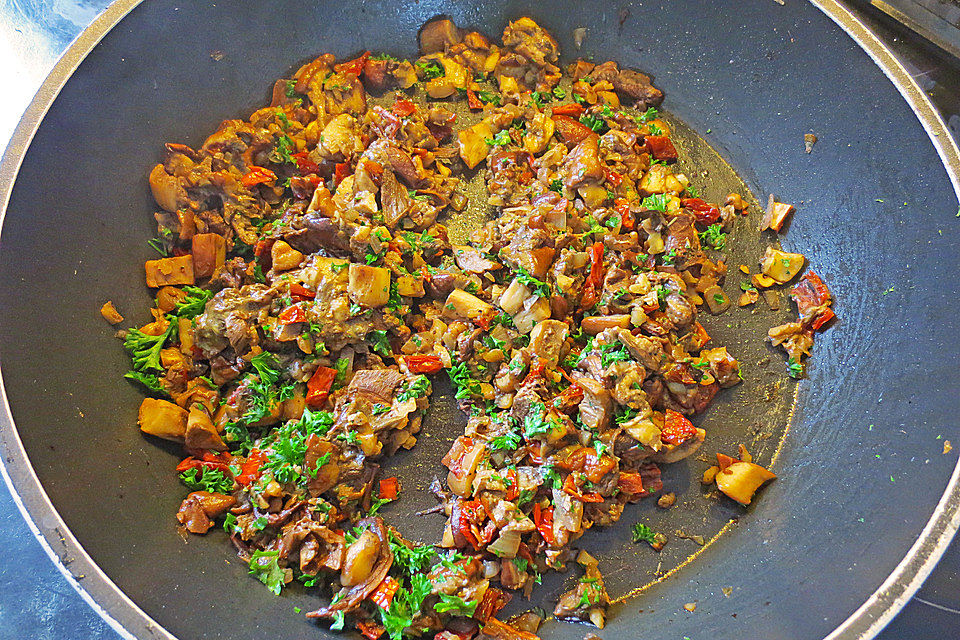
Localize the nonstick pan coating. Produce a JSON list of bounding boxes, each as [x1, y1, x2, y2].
[[1, 1, 959, 639]]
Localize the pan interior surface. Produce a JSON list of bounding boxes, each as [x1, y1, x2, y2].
[[0, 1, 958, 640]]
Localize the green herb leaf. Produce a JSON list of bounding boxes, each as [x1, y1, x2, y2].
[[248, 550, 286, 595]]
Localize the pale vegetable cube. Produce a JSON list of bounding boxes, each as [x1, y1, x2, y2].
[[348, 264, 391, 307], [271, 240, 304, 272], [715, 461, 776, 505], [191, 233, 226, 278], [138, 398, 188, 442], [185, 404, 227, 451], [145, 255, 195, 288], [760, 247, 805, 284], [458, 121, 494, 169], [444, 289, 494, 322]]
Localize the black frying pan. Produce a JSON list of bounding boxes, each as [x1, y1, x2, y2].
[[1, 1, 959, 639]]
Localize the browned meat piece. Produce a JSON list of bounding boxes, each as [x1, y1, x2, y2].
[[664, 212, 702, 267], [665, 292, 696, 329], [176, 491, 236, 534], [283, 211, 351, 254], [380, 169, 411, 228], [571, 374, 611, 431], [385, 146, 427, 188], [561, 135, 603, 189], [303, 434, 340, 496], [425, 272, 457, 299], [768, 322, 814, 361], [454, 244, 501, 273], [347, 368, 405, 402], [419, 17, 464, 54], [590, 60, 664, 108], [502, 18, 558, 67], [194, 285, 275, 356], [613, 328, 664, 371], [497, 226, 555, 279], [278, 516, 346, 574]]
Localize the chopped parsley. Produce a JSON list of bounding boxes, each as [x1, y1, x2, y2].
[[367, 329, 392, 357], [579, 113, 607, 133], [699, 223, 727, 250], [434, 594, 477, 616], [485, 129, 511, 146], [448, 361, 482, 399], [639, 106, 659, 123], [397, 375, 430, 402], [631, 522, 658, 544], [549, 178, 564, 193], [787, 356, 803, 379], [641, 193, 669, 212], [179, 467, 234, 494], [248, 550, 285, 595], [416, 59, 444, 79], [514, 266, 551, 298], [174, 286, 213, 319]]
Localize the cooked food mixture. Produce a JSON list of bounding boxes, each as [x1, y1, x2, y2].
[[123, 16, 833, 640]]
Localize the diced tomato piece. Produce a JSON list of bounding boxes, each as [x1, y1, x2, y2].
[[335, 50, 370, 76], [334, 162, 351, 185], [289, 283, 316, 300], [176, 456, 199, 473], [604, 168, 623, 187], [466, 89, 484, 111], [361, 159, 383, 183], [306, 366, 338, 408], [505, 468, 519, 501], [692, 322, 711, 348], [241, 166, 277, 188], [290, 151, 320, 174], [646, 135, 678, 161], [551, 115, 594, 144], [681, 197, 722, 225], [391, 99, 416, 117], [617, 471, 647, 496], [562, 474, 604, 502], [379, 477, 400, 501], [581, 240, 606, 310], [369, 576, 400, 609], [551, 103, 585, 118], [356, 619, 385, 640], [661, 409, 698, 445], [527, 442, 544, 465], [474, 587, 511, 622], [533, 503, 555, 545], [791, 271, 834, 329], [278, 305, 306, 325], [405, 354, 442, 374]]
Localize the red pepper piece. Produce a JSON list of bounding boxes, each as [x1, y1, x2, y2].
[[615, 198, 635, 230], [551, 103, 585, 118], [241, 166, 277, 188], [616, 471, 647, 496], [235, 450, 267, 486], [306, 366, 338, 408], [334, 50, 370, 76], [379, 477, 400, 501], [551, 115, 594, 144], [505, 468, 519, 501], [290, 151, 320, 175], [661, 409, 698, 445], [369, 576, 400, 610], [404, 354, 442, 374], [334, 162, 350, 185], [278, 305, 306, 325], [356, 619, 385, 640], [645, 135, 678, 161], [604, 168, 624, 187], [391, 99, 416, 117], [289, 283, 316, 301]]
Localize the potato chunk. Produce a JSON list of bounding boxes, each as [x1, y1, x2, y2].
[[444, 288, 494, 322], [348, 264, 390, 307], [145, 255, 195, 288], [138, 398, 188, 441], [458, 121, 494, 169], [185, 404, 227, 451]]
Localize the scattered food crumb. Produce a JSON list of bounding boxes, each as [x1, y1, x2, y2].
[[683, 602, 697, 612], [722, 586, 733, 597], [100, 300, 124, 324], [739, 264, 750, 274], [573, 27, 587, 49], [702, 466, 719, 484], [676, 530, 706, 546], [618, 7, 630, 26], [657, 492, 676, 508], [210, 50, 224, 61], [804, 133, 817, 153], [944, 440, 953, 455]]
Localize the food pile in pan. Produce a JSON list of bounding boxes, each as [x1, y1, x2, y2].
[[116, 15, 834, 640]]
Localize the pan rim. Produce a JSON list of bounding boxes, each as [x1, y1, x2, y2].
[[0, 1, 958, 639]]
